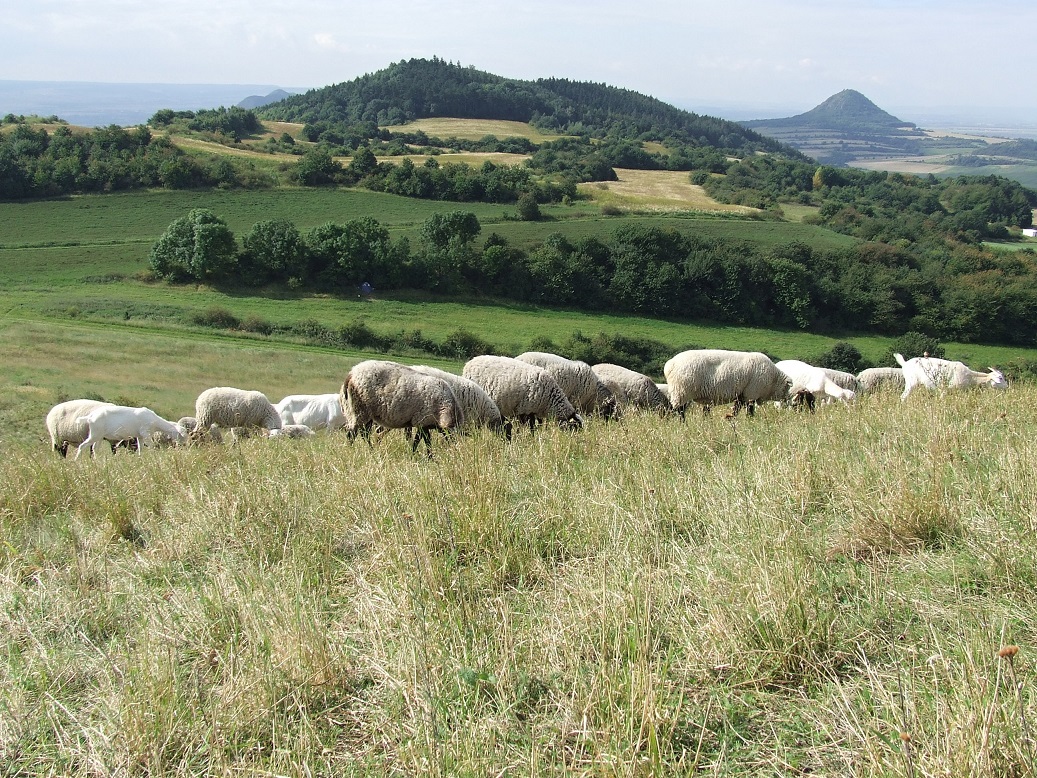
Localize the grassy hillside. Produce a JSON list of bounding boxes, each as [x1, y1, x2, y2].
[[3, 386, 1034, 774]]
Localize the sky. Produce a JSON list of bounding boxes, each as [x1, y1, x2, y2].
[[4, 0, 1036, 124]]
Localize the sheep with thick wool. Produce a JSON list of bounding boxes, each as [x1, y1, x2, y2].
[[515, 352, 619, 420], [411, 365, 512, 439], [894, 353, 1007, 399], [74, 405, 183, 459], [822, 368, 861, 395], [340, 360, 463, 455], [195, 387, 282, 439], [664, 349, 791, 418], [275, 393, 346, 431], [463, 355, 583, 432], [775, 359, 856, 411], [47, 399, 114, 457], [855, 367, 905, 394], [591, 363, 670, 414]]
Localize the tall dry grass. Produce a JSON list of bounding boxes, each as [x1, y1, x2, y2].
[[2, 387, 1035, 775]]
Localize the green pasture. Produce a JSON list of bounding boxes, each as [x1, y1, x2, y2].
[[2, 186, 1035, 452]]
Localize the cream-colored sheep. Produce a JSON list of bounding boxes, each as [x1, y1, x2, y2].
[[195, 387, 282, 440], [340, 360, 463, 456], [411, 365, 512, 439], [463, 355, 583, 432], [664, 349, 791, 418], [515, 351, 618, 419], [591, 363, 670, 414]]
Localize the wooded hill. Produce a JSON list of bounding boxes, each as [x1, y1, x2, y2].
[[258, 57, 803, 159]]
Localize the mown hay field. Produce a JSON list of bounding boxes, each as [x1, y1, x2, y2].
[[387, 118, 567, 143], [578, 169, 758, 214], [3, 385, 1035, 775]]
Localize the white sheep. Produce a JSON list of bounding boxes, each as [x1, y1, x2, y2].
[[663, 349, 791, 418], [515, 351, 619, 420], [46, 399, 140, 457], [894, 353, 1008, 399], [74, 405, 184, 459], [855, 367, 905, 394], [195, 387, 282, 440], [775, 359, 856, 411], [463, 355, 584, 432], [411, 365, 512, 439], [591, 363, 670, 414], [275, 393, 346, 431], [655, 383, 671, 402], [340, 360, 463, 456]]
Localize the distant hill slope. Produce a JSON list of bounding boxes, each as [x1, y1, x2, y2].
[[258, 57, 805, 158], [741, 89, 930, 165], [744, 89, 916, 133], [237, 89, 296, 109]]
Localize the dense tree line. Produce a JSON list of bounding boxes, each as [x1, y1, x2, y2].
[[0, 122, 272, 199], [703, 156, 1036, 241], [259, 57, 801, 159], [150, 210, 1037, 346]]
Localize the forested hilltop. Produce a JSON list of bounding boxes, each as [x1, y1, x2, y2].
[[259, 57, 800, 158]]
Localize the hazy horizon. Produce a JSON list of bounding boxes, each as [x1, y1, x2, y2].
[[3, 77, 1037, 140]]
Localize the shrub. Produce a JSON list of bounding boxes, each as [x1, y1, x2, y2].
[[882, 331, 945, 365], [191, 307, 240, 329], [816, 342, 869, 374]]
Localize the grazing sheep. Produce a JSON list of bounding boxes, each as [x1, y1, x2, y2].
[[775, 359, 856, 411], [894, 353, 1008, 399], [656, 383, 671, 402], [856, 367, 905, 394], [515, 352, 619, 420], [411, 365, 512, 440], [463, 355, 584, 432], [195, 387, 282, 440], [275, 393, 346, 431], [74, 405, 183, 459], [46, 399, 136, 457], [340, 360, 463, 456], [664, 349, 791, 419], [269, 423, 316, 439], [591, 363, 670, 415]]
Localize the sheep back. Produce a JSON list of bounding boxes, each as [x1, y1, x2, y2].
[[855, 367, 904, 393], [463, 355, 581, 425], [410, 365, 505, 431], [516, 352, 617, 418], [46, 399, 114, 455], [195, 387, 282, 432], [664, 349, 790, 411], [592, 363, 669, 413], [340, 360, 462, 433]]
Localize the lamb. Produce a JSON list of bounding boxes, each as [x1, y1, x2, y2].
[[855, 367, 905, 394], [894, 353, 1008, 399], [340, 360, 463, 456], [591, 363, 670, 415], [775, 359, 856, 411], [463, 355, 584, 432], [46, 399, 137, 457], [663, 349, 791, 418], [275, 393, 346, 431], [269, 423, 316, 439], [410, 365, 512, 440], [515, 352, 619, 420], [74, 405, 184, 459], [194, 387, 282, 440]]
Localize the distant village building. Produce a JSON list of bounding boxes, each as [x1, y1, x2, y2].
[[1023, 228, 1037, 238]]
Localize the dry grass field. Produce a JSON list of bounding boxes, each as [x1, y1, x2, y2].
[[361, 152, 532, 168], [387, 118, 566, 142], [579, 169, 759, 214], [3, 384, 1035, 775]]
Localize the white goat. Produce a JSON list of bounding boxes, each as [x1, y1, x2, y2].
[[275, 393, 345, 430], [894, 353, 1007, 399], [75, 405, 183, 459]]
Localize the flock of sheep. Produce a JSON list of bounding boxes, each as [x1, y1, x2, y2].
[[45, 348, 1009, 459]]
